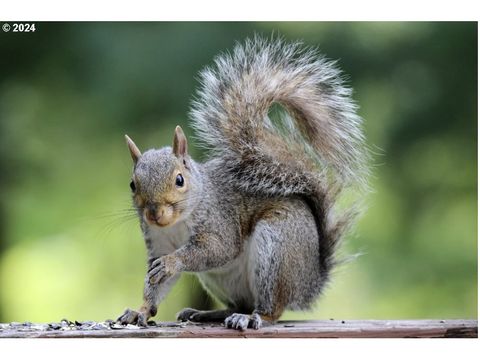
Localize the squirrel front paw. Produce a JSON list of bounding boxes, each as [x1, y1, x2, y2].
[[116, 308, 149, 327], [148, 255, 178, 284]]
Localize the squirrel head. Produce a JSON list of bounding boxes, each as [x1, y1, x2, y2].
[[125, 126, 201, 228]]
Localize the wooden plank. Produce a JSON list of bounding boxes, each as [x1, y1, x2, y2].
[[0, 319, 477, 338]]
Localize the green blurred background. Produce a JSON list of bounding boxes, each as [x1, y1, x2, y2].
[[0, 22, 476, 323]]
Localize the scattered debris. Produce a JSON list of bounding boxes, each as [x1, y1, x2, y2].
[[110, 323, 126, 330], [49, 323, 62, 330], [61, 319, 74, 326], [92, 323, 110, 330], [0, 318, 158, 333], [125, 324, 140, 330], [30, 324, 48, 331]]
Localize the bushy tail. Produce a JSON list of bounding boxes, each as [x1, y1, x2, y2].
[[190, 37, 369, 278]]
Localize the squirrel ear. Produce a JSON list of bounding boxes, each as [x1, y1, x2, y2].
[[125, 134, 142, 164], [173, 125, 188, 157]]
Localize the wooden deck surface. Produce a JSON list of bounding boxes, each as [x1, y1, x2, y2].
[[0, 319, 477, 338]]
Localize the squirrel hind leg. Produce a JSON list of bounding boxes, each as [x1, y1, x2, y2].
[[248, 198, 322, 317], [177, 308, 237, 323]]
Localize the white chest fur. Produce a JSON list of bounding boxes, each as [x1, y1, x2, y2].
[[145, 221, 257, 309], [145, 221, 190, 257]]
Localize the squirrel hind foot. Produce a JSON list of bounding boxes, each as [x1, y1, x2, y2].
[[176, 307, 199, 322], [224, 313, 262, 331], [177, 308, 237, 323]]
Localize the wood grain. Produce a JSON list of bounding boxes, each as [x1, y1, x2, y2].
[[0, 319, 477, 338]]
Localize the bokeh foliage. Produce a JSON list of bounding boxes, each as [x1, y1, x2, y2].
[[0, 22, 476, 322]]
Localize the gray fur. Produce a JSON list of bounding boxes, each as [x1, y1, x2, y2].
[[116, 37, 369, 331], [190, 36, 369, 188]]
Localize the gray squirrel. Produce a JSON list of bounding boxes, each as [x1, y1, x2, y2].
[[116, 37, 369, 331]]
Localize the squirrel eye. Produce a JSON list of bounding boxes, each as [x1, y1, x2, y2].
[[175, 174, 184, 188], [129, 181, 136, 192]]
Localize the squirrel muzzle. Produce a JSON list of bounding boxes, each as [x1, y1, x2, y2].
[[145, 203, 175, 227]]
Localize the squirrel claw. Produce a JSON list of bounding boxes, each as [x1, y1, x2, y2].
[[176, 307, 199, 322], [224, 313, 262, 331], [116, 308, 149, 327], [147, 258, 169, 284]]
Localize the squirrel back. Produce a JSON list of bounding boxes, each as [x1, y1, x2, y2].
[[190, 37, 369, 279]]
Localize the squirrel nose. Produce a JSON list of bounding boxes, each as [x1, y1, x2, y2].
[[145, 204, 174, 226], [146, 210, 157, 223], [146, 204, 158, 222]]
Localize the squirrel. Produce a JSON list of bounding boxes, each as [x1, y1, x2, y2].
[[116, 37, 369, 331]]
